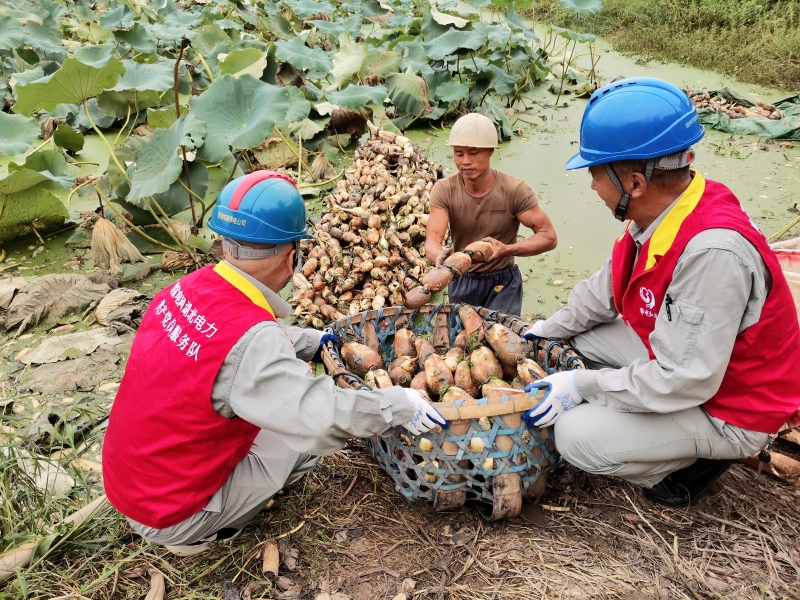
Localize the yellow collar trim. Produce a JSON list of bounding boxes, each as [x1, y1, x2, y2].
[[644, 172, 706, 270], [213, 262, 276, 317]]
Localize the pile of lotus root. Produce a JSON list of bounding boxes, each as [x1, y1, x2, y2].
[[339, 305, 547, 402], [291, 123, 497, 327], [685, 88, 784, 120]]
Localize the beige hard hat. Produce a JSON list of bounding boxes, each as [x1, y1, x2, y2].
[[446, 113, 498, 148]]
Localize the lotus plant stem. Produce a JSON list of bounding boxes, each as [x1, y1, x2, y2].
[[65, 177, 98, 207], [769, 214, 800, 242], [174, 38, 198, 235], [177, 179, 206, 207], [113, 105, 132, 147], [30, 224, 45, 246], [225, 151, 245, 185], [145, 195, 199, 263], [556, 41, 576, 105], [94, 185, 177, 251], [195, 53, 214, 82], [274, 128, 302, 164], [30, 137, 53, 154], [83, 100, 130, 184]]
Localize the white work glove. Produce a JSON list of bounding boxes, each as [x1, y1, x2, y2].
[[434, 247, 453, 267], [402, 388, 448, 434], [522, 320, 546, 340], [523, 371, 583, 428]]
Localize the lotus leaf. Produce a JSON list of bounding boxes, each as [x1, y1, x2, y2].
[[433, 80, 469, 103], [28, 16, 68, 54], [147, 107, 179, 129], [218, 48, 268, 79], [71, 43, 118, 68], [8, 151, 76, 189], [126, 161, 210, 217], [289, 118, 326, 141], [113, 60, 175, 92], [386, 72, 428, 116], [0, 112, 40, 156], [505, 4, 537, 39], [308, 20, 347, 37], [193, 24, 233, 55], [550, 25, 597, 43], [96, 89, 163, 118], [557, 0, 603, 14], [330, 41, 369, 89], [189, 74, 310, 162], [0, 186, 69, 243], [326, 85, 388, 109], [289, 0, 337, 18], [114, 23, 158, 54], [424, 29, 488, 61], [14, 57, 125, 116], [429, 7, 469, 28], [0, 169, 52, 195], [53, 123, 84, 153], [75, 98, 117, 130], [128, 114, 207, 200], [275, 37, 333, 78], [99, 5, 136, 30], [0, 15, 26, 51]]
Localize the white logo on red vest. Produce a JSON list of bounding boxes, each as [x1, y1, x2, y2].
[[639, 287, 656, 310]]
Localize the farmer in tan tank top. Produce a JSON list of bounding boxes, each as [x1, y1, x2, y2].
[[425, 113, 558, 316]]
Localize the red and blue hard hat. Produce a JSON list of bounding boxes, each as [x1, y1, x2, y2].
[[207, 171, 313, 244]]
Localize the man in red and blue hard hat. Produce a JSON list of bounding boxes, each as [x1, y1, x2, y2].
[[520, 78, 800, 506], [103, 171, 446, 555]]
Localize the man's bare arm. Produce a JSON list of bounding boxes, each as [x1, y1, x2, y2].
[[484, 205, 558, 260], [423, 207, 451, 265]]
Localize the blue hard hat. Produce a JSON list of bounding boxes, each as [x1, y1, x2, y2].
[[566, 77, 705, 170], [207, 171, 313, 244]]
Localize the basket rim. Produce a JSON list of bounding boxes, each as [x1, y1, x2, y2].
[[319, 303, 559, 421]]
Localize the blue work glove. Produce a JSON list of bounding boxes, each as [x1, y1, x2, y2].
[[402, 389, 449, 434], [312, 333, 339, 364], [522, 371, 583, 428], [522, 320, 546, 340]]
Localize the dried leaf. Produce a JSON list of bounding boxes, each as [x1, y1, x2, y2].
[[5, 274, 111, 333], [91, 218, 146, 275], [311, 154, 337, 181]]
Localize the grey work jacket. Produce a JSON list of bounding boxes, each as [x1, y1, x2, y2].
[[540, 196, 772, 415], [209, 262, 414, 455]]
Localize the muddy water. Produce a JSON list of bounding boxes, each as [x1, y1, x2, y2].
[[408, 37, 800, 319], [2, 37, 799, 319]]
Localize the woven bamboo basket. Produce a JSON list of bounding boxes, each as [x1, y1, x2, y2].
[[321, 303, 586, 520]]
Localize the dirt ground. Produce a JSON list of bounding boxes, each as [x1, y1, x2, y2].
[[22, 438, 797, 600]]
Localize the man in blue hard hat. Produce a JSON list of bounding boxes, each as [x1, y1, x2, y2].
[[519, 78, 800, 506], [103, 171, 447, 555]]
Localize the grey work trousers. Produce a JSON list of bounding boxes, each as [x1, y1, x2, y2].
[[553, 318, 768, 487], [128, 429, 318, 545]]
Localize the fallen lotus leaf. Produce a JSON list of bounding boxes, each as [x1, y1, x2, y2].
[[91, 218, 146, 276], [5, 274, 111, 333], [95, 288, 145, 326], [22, 328, 121, 365]]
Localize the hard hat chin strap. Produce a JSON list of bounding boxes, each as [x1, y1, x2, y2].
[[223, 237, 292, 260], [604, 159, 656, 222]]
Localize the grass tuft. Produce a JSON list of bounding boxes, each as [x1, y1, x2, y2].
[[530, 0, 800, 91]]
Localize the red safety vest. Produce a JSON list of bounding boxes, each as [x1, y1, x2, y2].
[[611, 173, 800, 434], [103, 263, 275, 529]]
